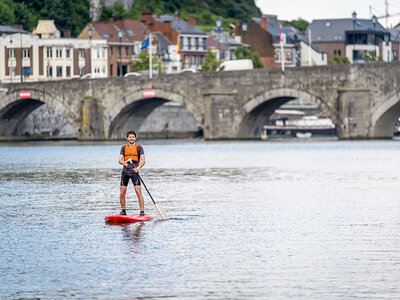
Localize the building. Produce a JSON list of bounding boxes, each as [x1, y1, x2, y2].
[[79, 19, 149, 76], [236, 15, 326, 68], [0, 32, 108, 83], [152, 32, 181, 74], [308, 16, 395, 63], [209, 28, 244, 62], [32, 20, 60, 39], [141, 13, 208, 70]]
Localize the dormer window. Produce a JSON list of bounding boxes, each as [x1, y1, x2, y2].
[[325, 22, 331, 27]]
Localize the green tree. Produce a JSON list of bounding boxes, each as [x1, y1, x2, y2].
[[234, 46, 264, 68], [201, 50, 218, 71], [0, 0, 15, 25], [363, 50, 383, 63], [281, 18, 309, 33], [331, 55, 350, 64], [101, 2, 127, 20], [132, 51, 164, 73]]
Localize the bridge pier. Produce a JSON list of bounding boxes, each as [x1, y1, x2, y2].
[[337, 88, 372, 139], [78, 97, 105, 140], [203, 91, 238, 140]]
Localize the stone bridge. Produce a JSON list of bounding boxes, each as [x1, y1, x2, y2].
[[1, 62, 400, 140]]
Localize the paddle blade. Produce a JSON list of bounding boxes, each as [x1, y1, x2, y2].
[[154, 203, 169, 220]]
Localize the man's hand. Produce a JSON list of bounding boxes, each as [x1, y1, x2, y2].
[[133, 166, 140, 173]]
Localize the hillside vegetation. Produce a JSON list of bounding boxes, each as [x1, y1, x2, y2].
[[0, 0, 260, 36]]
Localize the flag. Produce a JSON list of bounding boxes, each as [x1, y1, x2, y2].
[[279, 25, 283, 43], [177, 42, 180, 54], [141, 36, 150, 50]]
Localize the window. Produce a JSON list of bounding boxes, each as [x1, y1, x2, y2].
[[102, 67, 105, 73], [47, 66, 53, 77], [125, 47, 129, 58], [195, 37, 199, 49], [393, 50, 398, 61], [180, 37, 184, 49], [286, 51, 292, 61], [47, 47, 52, 58], [192, 55, 196, 65], [334, 50, 337, 55], [110, 64, 113, 76], [79, 49, 84, 58], [97, 48, 100, 58], [203, 38, 207, 50], [66, 48, 70, 58], [66, 66, 71, 77], [109, 47, 113, 57], [131, 46, 135, 56], [9, 49, 15, 58], [118, 46, 121, 58], [56, 48, 62, 58], [338, 49, 341, 56], [79, 67, 84, 76], [199, 55, 204, 65], [23, 49, 30, 58], [56, 66, 62, 77], [184, 55, 189, 67], [102, 48, 105, 58], [275, 51, 280, 62]]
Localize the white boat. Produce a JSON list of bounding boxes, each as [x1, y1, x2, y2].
[[296, 132, 312, 138]]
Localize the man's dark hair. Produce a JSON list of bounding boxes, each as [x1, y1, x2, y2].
[[126, 131, 136, 138]]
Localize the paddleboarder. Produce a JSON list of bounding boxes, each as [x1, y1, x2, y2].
[[118, 131, 145, 216]]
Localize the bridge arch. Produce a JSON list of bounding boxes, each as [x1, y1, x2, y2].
[[237, 88, 336, 138], [107, 88, 202, 139], [0, 89, 79, 137], [371, 92, 400, 138]]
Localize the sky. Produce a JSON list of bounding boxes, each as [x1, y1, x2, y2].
[[255, 0, 400, 27]]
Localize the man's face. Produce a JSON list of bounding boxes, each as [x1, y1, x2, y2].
[[127, 134, 136, 144]]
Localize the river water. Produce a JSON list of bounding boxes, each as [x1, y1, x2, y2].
[[0, 139, 399, 299]]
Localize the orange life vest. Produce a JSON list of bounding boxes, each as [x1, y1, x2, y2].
[[124, 144, 139, 162]]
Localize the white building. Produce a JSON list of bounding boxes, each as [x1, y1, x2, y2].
[[0, 33, 108, 83]]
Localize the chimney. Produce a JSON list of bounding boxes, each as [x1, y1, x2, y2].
[[188, 16, 196, 26], [261, 17, 268, 30], [141, 13, 153, 25], [173, 12, 181, 19], [63, 29, 71, 38]]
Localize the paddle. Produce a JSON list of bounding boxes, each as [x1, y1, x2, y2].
[[137, 173, 169, 220]]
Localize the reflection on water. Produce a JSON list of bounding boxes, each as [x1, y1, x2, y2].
[[0, 139, 400, 299]]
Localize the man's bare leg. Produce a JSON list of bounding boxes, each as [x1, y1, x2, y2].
[[120, 186, 127, 212], [134, 185, 144, 212]]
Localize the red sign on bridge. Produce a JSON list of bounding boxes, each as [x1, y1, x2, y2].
[[19, 91, 31, 99], [143, 89, 155, 98]]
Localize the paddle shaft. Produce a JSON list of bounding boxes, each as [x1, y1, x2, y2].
[[137, 173, 156, 205]]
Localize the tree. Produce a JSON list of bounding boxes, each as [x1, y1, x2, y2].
[[363, 50, 383, 63], [0, 0, 15, 25], [101, 2, 127, 20], [331, 55, 350, 64], [201, 50, 218, 71], [234, 46, 264, 68], [281, 18, 309, 33], [132, 51, 164, 73]]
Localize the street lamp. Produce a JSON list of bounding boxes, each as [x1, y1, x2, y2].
[[118, 29, 123, 76], [20, 33, 23, 83], [352, 11, 357, 63], [88, 26, 93, 75], [242, 21, 247, 44], [372, 15, 378, 58], [216, 18, 222, 64]]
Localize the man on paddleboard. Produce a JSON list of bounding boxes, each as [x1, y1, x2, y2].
[[118, 131, 145, 216]]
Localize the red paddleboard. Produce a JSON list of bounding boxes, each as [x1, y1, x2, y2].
[[105, 214, 153, 223]]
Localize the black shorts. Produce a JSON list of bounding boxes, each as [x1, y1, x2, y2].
[[120, 171, 141, 186]]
